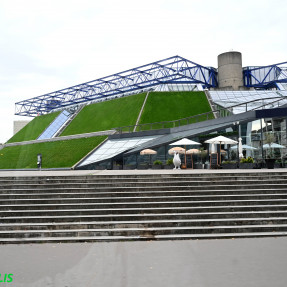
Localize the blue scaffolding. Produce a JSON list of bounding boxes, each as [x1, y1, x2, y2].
[[243, 62, 287, 89], [15, 56, 218, 117]]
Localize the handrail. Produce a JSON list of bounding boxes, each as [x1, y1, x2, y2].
[[113, 96, 287, 134]]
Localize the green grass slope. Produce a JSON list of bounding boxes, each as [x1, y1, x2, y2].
[[7, 112, 60, 143], [0, 136, 106, 169], [60, 93, 146, 136], [138, 91, 213, 129]]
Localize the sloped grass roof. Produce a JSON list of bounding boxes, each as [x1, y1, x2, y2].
[[138, 91, 213, 128], [7, 112, 60, 143], [60, 93, 147, 136], [0, 136, 106, 169]]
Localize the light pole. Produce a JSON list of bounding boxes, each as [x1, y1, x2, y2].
[[37, 153, 42, 170]]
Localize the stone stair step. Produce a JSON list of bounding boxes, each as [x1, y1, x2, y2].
[[0, 217, 286, 231], [1, 188, 287, 199], [2, 210, 287, 223], [0, 224, 286, 239], [2, 193, 287, 205], [1, 174, 287, 182], [1, 181, 287, 191], [1, 185, 287, 196], [3, 198, 287, 211], [1, 204, 287, 218], [0, 172, 287, 243], [1, 231, 287, 244]]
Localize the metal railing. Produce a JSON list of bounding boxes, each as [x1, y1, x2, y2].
[[113, 96, 287, 134]]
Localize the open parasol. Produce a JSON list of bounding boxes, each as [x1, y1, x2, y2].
[[168, 147, 185, 155], [170, 138, 201, 168], [205, 135, 238, 164], [140, 149, 157, 166]]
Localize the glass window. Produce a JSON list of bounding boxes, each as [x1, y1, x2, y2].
[[38, 110, 71, 140], [209, 91, 287, 115], [78, 135, 158, 167]]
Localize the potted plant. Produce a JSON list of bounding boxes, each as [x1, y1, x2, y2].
[[239, 157, 255, 169], [204, 160, 210, 169], [275, 159, 283, 168], [195, 148, 207, 169], [152, 160, 163, 169], [221, 160, 238, 169], [254, 159, 263, 169], [164, 158, 174, 169], [264, 132, 276, 169]]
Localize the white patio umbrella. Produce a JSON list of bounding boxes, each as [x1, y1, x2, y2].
[[168, 147, 186, 155], [170, 138, 201, 168], [263, 143, 285, 159], [186, 148, 200, 154], [140, 149, 157, 155], [205, 135, 238, 164], [231, 144, 258, 150], [263, 143, 286, 149], [231, 142, 257, 159], [238, 137, 243, 159], [140, 149, 157, 165]]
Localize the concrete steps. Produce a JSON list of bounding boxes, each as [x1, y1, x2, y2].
[[0, 172, 287, 243]]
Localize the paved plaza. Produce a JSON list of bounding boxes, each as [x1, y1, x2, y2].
[[0, 238, 287, 287], [0, 169, 287, 286], [0, 167, 287, 177]]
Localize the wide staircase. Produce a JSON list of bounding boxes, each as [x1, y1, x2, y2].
[[0, 172, 287, 243]]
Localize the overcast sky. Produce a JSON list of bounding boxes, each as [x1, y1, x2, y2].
[[0, 0, 287, 143]]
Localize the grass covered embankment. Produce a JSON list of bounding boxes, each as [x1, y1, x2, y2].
[[0, 136, 106, 169], [60, 93, 146, 136], [7, 112, 60, 143], [138, 91, 213, 129]]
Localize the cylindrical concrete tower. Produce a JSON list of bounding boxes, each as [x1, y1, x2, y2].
[[217, 51, 243, 90]]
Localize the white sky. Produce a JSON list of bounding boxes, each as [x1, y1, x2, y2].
[[0, 0, 287, 143]]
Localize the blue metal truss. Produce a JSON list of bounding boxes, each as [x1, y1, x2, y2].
[[15, 56, 218, 117], [243, 62, 287, 89]]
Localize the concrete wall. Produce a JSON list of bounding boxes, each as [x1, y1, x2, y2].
[[217, 51, 244, 90], [13, 120, 30, 135]]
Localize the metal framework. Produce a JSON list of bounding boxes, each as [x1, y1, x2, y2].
[[243, 62, 287, 89], [15, 56, 218, 117]]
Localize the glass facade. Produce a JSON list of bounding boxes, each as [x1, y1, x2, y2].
[[209, 90, 287, 114], [37, 110, 71, 140], [123, 135, 208, 169], [154, 84, 202, 92], [78, 136, 158, 168], [76, 87, 287, 170], [240, 117, 287, 162], [121, 116, 287, 169]]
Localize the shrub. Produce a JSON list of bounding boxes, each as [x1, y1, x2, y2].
[[240, 157, 254, 163], [166, 158, 173, 165], [153, 160, 162, 165], [222, 160, 237, 164]]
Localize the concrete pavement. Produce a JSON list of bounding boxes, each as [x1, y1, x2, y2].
[[1, 238, 287, 287], [0, 168, 287, 177], [0, 168, 287, 286]]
